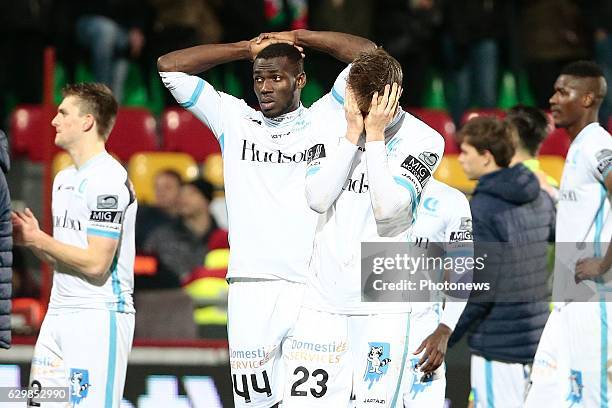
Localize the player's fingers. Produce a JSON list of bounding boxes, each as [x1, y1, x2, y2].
[[25, 207, 35, 217], [417, 347, 430, 367], [413, 339, 427, 355], [369, 91, 379, 112], [385, 83, 399, 114]]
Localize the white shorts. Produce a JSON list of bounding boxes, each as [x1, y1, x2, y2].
[[227, 279, 305, 408], [525, 307, 569, 407], [402, 305, 446, 408], [282, 307, 412, 408], [29, 309, 134, 407], [470, 354, 530, 408]]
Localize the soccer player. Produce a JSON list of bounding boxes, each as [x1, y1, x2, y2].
[[284, 49, 444, 407], [526, 61, 612, 407], [157, 30, 375, 408], [404, 178, 472, 407], [12, 83, 136, 407]]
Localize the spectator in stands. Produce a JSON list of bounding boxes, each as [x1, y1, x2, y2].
[[374, 0, 443, 108], [583, 0, 612, 124], [0, 130, 11, 349], [74, 0, 150, 103], [506, 105, 560, 199], [138, 179, 228, 289], [135, 169, 182, 249], [442, 0, 509, 123], [520, 0, 589, 109], [450, 117, 555, 407]]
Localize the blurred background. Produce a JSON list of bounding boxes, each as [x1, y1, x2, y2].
[[2, 0, 610, 406]]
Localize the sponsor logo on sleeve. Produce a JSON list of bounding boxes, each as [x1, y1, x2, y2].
[[418, 151, 440, 169], [90, 210, 123, 224], [306, 144, 327, 164], [399, 155, 432, 192], [459, 217, 472, 231], [97, 195, 118, 209], [596, 149, 612, 175]]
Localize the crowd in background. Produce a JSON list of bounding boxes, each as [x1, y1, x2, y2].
[[1, 0, 612, 126]]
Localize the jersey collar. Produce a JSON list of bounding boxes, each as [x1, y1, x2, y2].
[[574, 122, 601, 145], [262, 104, 305, 128]]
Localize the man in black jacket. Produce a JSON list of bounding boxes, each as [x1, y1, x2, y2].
[[0, 130, 12, 349], [449, 117, 555, 406]]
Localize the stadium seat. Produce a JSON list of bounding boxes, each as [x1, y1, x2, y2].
[[539, 155, 565, 183], [160, 107, 221, 162], [607, 115, 612, 134], [127, 152, 198, 205], [407, 108, 459, 153], [9, 105, 61, 162], [107, 108, 158, 162], [202, 153, 224, 190], [12, 298, 44, 331], [434, 155, 477, 193], [540, 127, 570, 157], [460, 108, 506, 126]]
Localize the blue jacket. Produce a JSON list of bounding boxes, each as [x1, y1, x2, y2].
[[449, 164, 555, 363], [0, 131, 11, 349]]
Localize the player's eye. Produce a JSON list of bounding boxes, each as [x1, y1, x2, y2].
[[254, 77, 263, 83], [274, 75, 282, 81]]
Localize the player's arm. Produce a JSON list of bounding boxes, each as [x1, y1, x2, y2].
[[575, 148, 612, 281], [288, 29, 376, 63], [12, 209, 118, 279], [414, 195, 473, 373], [157, 37, 289, 74], [305, 89, 361, 213]]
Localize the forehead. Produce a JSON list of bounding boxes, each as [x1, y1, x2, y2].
[[554, 75, 584, 91], [253, 56, 295, 74], [58, 96, 82, 114]]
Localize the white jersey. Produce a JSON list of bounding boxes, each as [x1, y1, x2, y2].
[[553, 122, 612, 301], [304, 111, 445, 314], [407, 179, 472, 323], [49, 152, 136, 313], [160, 69, 347, 283]]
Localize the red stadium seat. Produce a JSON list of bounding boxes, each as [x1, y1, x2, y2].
[[540, 127, 570, 157], [608, 115, 612, 134], [407, 108, 459, 153], [161, 107, 220, 162], [9, 105, 61, 162], [460, 108, 506, 126], [107, 108, 158, 161]]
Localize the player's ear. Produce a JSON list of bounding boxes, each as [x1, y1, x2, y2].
[[582, 91, 595, 108], [296, 72, 306, 90], [82, 114, 95, 133]]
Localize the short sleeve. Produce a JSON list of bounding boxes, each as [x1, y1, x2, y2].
[[85, 177, 132, 240], [585, 143, 612, 184]]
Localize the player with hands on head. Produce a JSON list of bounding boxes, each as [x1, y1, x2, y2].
[[158, 29, 375, 408], [288, 48, 445, 408]]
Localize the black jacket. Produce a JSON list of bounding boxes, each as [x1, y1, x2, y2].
[[449, 164, 555, 363], [0, 130, 12, 349]]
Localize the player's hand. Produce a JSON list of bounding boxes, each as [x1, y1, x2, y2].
[[344, 87, 364, 145], [251, 32, 305, 59], [575, 257, 609, 282], [11, 208, 41, 248], [364, 83, 401, 142], [413, 323, 452, 374]]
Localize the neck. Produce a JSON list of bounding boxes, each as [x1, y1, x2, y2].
[[479, 164, 501, 179], [567, 111, 599, 141], [184, 212, 211, 237], [510, 150, 533, 166], [68, 138, 106, 169]]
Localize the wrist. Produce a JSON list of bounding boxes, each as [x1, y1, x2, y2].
[[365, 130, 384, 142], [240, 40, 254, 61], [293, 29, 307, 46], [345, 130, 361, 145], [599, 260, 611, 275], [437, 323, 453, 336], [29, 229, 47, 251]]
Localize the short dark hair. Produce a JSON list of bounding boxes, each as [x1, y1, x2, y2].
[[459, 117, 517, 168], [255, 43, 304, 74], [347, 48, 403, 112], [560, 60, 604, 78], [62, 83, 118, 140], [184, 178, 214, 202], [506, 105, 548, 156]]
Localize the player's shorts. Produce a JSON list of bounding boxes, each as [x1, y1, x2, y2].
[[282, 307, 413, 408], [227, 278, 305, 408], [470, 354, 530, 408], [29, 309, 134, 407], [525, 306, 569, 407], [402, 305, 446, 408], [562, 301, 612, 407]]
